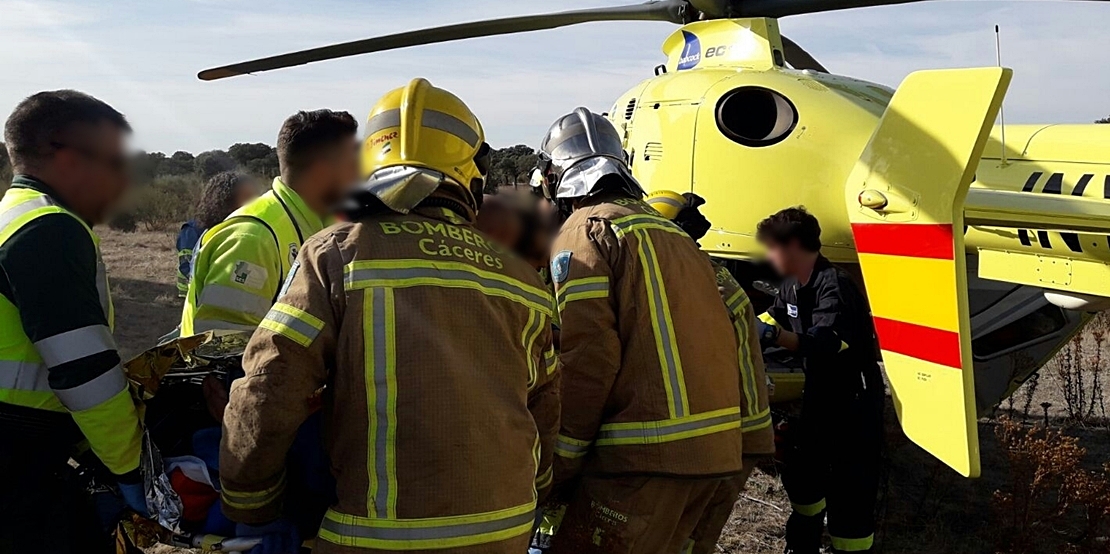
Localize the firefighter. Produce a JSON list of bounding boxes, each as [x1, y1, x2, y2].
[[180, 109, 359, 336], [644, 190, 775, 554], [219, 78, 561, 554], [536, 108, 743, 554], [755, 207, 884, 554], [0, 91, 145, 552]]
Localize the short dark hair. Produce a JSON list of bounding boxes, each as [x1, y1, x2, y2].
[[3, 90, 131, 171], [756, 206, 822, 252], [196, 171, 253, 229], [276, 109, 358, 180]]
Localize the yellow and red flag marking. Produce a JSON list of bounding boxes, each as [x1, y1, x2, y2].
[[852, 222, 963, 371]]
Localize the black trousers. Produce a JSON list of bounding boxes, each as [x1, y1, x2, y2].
[[781, 391, 883, 554], [0, 419, 114, 554]]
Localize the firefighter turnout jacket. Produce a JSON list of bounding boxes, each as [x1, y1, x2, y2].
[[0, 177, 141, 475], [181, 178, 324, 336], [551, 193, 743, 481], [220, 200, 561, 553], [712, 262, 774, 456]]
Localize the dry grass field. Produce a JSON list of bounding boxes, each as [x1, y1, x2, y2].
[[100, 228, 1110, 554], [100, 228, 183, 359]]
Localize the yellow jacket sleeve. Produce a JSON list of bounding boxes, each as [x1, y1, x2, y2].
[[220, 234, 340, 524], [551, 219, 621, 486], [188, 220, 283, 334]]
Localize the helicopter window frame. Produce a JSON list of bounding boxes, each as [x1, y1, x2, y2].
[[715, 86, 799, 148]]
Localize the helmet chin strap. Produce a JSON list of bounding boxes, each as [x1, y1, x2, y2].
[[418, 195, 474, 222]]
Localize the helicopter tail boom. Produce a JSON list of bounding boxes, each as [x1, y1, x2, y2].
[[844, 67, 1012, 478]]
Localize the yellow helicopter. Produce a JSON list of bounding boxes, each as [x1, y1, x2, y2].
[[198, 0, 1110, 479]]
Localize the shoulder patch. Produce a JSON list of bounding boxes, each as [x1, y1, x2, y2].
[[232, 260, 268, 290], [551, 250, 573, 284], [278, 260, 300, 299]]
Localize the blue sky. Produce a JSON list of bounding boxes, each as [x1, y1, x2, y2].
[[2, 0, 1108, 153]]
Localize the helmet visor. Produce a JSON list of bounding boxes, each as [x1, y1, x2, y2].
[[359, 165, 448, 214], [546, 130, 626, 178], [556, 157, 642, 200]]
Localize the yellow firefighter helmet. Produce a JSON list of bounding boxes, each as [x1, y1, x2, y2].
[[361, 78, 490, 213], [644, 190, 688, 220]]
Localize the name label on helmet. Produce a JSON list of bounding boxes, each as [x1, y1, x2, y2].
[[369, 131, 398, 148]]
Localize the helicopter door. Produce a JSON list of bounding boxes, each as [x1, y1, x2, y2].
[[625, 100, 699, 194], [622, 72, 733, 195], [844, 67, 1011, 478]]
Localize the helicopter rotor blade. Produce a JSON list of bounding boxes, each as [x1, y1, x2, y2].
[[781, 35, 828, 72], [737, 0, 923, 18], [198, 0, 692, 81]]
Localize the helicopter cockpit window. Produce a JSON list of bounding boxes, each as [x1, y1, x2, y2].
[[715, 87, 798, 147]]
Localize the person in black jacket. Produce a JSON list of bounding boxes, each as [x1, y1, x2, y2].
[[755, 207, 884, 554]]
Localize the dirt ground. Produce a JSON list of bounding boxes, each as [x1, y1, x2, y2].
[[101, 228, 1110, 554], [100, 228, 184, 360]]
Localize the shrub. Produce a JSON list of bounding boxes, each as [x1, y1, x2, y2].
[[1050, 314, 1110, 425], [108, 212, 138, 233], [993, 418, 1110, 553], [125, 175, 202, 231]]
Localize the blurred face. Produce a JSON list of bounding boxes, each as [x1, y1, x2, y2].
[[234, 178, 261, 209], [301, 137, 360, 215], [51, 122, 131, 224], [322, 137, 361, 208], [475, 195, 523, 252], [528, 198, 561, 269], [764, 239, 807, 279]]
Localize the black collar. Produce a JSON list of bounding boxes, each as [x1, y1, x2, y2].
[[797, 254, 832, 290]]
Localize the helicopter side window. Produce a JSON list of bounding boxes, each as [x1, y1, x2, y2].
[[715, 87, 798, 147]]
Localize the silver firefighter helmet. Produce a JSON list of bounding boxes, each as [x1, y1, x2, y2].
[[536, 107, 643, 201]]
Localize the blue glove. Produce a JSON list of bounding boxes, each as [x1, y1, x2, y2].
[[118, 482, 149, 517], [236, 520, 301, 554], [756, 321, 779, 348]]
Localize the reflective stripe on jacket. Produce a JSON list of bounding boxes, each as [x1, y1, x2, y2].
[[219, 200, 561, 553], [181, 178, 322, 336], [551, 193, 743, 480], [0, 186, 141, 474], [713, 261, 774, 455]]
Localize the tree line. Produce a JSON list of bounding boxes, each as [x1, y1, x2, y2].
[[125, 142, 539, 188], [0, 141, 539, 231]]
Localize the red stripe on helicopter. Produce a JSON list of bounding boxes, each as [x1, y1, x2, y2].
[[872, 316, 963, 370], [851, 223, 955, 260]]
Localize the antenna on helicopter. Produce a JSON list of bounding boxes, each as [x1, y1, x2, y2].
[[995, 24, 1008, 165]]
